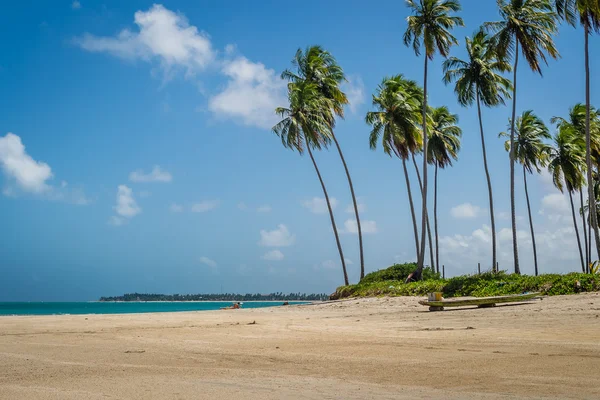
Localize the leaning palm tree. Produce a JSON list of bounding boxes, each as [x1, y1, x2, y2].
[[282, 46, 366, 280], [485, 0, 559, 274], [403, 0, 464, 274], [366, 75, 424, 263], [427, 106, 462, 273], [273, 82, 349, 285], [410, 150, 436, 272], [548, 125, 587, 272], [555, 0, 600, 268], [443, 29, 512, 272], [500, 111, 551, 276]]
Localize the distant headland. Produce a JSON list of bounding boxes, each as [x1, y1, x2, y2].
[[99, 292, 329, 302]]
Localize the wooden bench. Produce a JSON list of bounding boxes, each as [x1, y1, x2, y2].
[[419, 292, 541, 311]]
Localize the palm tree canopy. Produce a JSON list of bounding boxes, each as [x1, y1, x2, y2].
[[551, 103, 600, 161], [427, 106, 462, 168], [548, 124, 586, 192], [443, 29, 513, 107], [500, 110, 552, 173], [272, 82, 334, 154], [365, 75, 424, 159], [281, 45, 348, 118], [403, 0, 465, 59], [485, 0, 559, 74], [555, 0, 600, 32]]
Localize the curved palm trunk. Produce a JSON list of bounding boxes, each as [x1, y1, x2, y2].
[[476, 92, 498, 272], [306, 142, 348, 285], [580, 189, 589, 273], [417, 56, 429, 276], [402, 157, 420, 259], [523, 167, 539, 276], [434, 163, 440, 274], [509, 39, 521, 274], [331, 132, 364, 280], [569, 190, 586, 273], [584, 22, 600, 262], [412, 154, 435, 271]]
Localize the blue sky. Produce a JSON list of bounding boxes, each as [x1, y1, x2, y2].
[[1, 1, 597, 301]]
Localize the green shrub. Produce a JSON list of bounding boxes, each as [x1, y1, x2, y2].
[[360, 262, 440, 284]]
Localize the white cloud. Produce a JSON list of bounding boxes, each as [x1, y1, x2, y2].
[[71, 1, 81, 9], [345, 203, 366, 213], [191, 200, 219, 212], [257, 205, 271, 213], [343, 75, 365, 113], [199, 256, 217, 268], [237, 202, 248, 210], [74, 4, 214, 78], [208, 56, 286, 128], [451, 203, 482, 219], [114, 185, 141, 218], [0, 133, 53, 194], [343, 219, 377, 234], [169, 203, 183, 212], [261, 250, 284, 261], [498, 211, 524, 222], [303, 197, 338, 214], [259, 224, 295, 247], [129, 165, 172, 183]]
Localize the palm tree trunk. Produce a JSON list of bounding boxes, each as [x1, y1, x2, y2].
[[417, 55, 429, 276], [331, 132, 364, 280], [476, 92, 498, 272], [569, 190, 586, 273], [434, 163, 440, 274], [580, 188, 589, 273], [584, 22, 600, 263], [509, 39, 521, 274], [412, 154, 435, 271], [306, 141, 348, 285], [523, 167, 538, 276], [402, 157, 420, 259]]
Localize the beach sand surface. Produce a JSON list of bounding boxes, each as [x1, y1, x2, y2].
[[1, 294, 600, 399]]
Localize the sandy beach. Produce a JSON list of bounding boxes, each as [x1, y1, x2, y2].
[[1, 294, 600, 399]]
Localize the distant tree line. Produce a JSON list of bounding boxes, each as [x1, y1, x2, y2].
[[99, 292, 328, 302]]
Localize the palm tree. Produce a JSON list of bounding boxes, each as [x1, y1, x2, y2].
[[282, 46, 366, 280], [500, 111, 551, 275], [404, 0, 464, 274], [443, 29, 512, 272], [273, 82, 349, 285], [548, 124, 587, 272], [366, 75, 424, 263], [411, 151, 436, 271], [485, 0, 559, 274], [427, 106, 462, 273], [555, 0, 600, 271]]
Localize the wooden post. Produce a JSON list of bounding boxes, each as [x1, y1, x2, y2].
[[496, 262, 499, 273], [442, 264, 445, 279], [478, 262, 481, 275]]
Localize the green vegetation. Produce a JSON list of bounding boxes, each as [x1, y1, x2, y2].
[[100, 293, 329, 302], [331, 263, 600, 300]]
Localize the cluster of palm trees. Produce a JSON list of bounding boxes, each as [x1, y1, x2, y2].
[[272, 0, 600, 284]]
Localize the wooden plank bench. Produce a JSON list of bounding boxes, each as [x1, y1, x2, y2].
[[419, 292, 541, 311]]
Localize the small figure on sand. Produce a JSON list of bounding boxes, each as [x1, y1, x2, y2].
[[220, 302, 242, 310]]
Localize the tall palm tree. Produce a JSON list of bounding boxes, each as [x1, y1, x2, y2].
[[443, 29, 512, 272], [555, 0, 600, 270], [404, 0, 464, 275], [366, 75, 424, 262], [485, 0, 559, 274], [548, 125, 587, 272], [273, 82, 349, 285], [427, 106, 462, 273], [282, 46, 366, 280], [500, 111, 551, 275]]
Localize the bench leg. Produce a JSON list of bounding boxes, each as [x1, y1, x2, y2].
[[429, 306, 444, 312], [477, 303, 496, 308]]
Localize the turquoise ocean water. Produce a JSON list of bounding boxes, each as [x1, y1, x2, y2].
[[0, 301, 308, 316]]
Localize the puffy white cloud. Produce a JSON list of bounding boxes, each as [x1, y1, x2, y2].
[[540, 193, 571, 222], [259, 224, 295, 247], [208, 56, 286, 128], [191, 200, 219, 212], [451, 203, 483, 219], [261, 250, 284, 261], [345, 203, 366, 213], [303, 197, 338, 214], [0, 133, 53, 194], [129, 166, 172, 183], [75, 4, 214, 78], [257, 205, 272, 213], [199, 256, 217, 268], [169, 203, 183, 212], [343, 219, 377, 234], [343, 75, 365, 113], [71, 1, 81, 9], [114, 185, 141, 218]]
